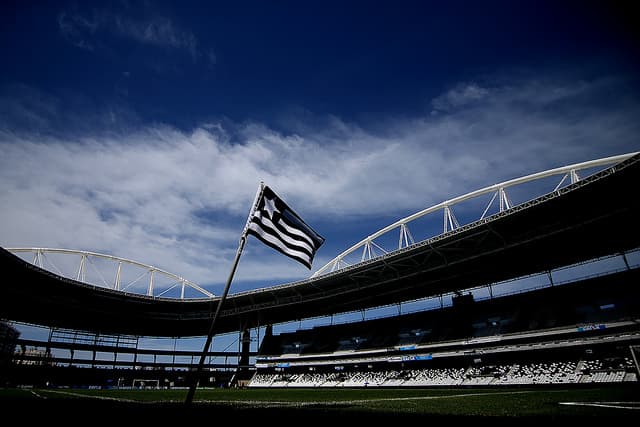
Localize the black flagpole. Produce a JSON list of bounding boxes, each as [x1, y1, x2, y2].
[[185, 182, 265, 406]]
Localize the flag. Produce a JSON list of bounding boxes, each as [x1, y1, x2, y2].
[[247, 185, 325, 269]]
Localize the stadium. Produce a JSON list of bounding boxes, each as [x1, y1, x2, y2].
[[1, 152, 639, 420]]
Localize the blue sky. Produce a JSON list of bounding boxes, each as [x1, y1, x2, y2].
[[1, 0, 639, 300]]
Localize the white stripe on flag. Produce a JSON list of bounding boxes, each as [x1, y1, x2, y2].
[[253, 212, 315, 254], [248, 222, 312, 265], [277, 217, 316, 247]]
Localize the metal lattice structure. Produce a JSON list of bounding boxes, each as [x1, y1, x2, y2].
[[6, 248, 214, 299], [312, 152, 639, 277]]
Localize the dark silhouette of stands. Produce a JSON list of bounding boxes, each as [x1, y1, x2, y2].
[[258, 268, 640, 357]]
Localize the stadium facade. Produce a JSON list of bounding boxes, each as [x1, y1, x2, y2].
[[1, 153, 639, 389]]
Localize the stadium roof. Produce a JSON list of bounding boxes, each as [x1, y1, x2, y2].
[[2, 154, 639, 337]]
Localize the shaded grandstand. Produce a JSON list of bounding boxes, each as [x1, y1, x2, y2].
[[250, 268, 640, 387]]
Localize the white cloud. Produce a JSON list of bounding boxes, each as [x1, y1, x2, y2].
[[58, 9, 209, 63], [0, 75, 638, 294], [58, 12, 98, 51], [431, 83, 490, 112], [112, 15, 198, 59]]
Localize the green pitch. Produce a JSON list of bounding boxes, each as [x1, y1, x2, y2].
[[2, 386, 638, 420]]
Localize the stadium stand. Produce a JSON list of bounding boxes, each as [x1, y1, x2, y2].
[[249, 268, 640, 387], [249, 354, 637, 388]]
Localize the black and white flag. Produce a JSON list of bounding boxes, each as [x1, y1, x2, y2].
[[247, 185, 325, 269]]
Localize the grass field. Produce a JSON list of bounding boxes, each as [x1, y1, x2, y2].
[[2, 386, 638, 421]]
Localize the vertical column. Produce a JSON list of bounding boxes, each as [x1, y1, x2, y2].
[[235, 328, 252, 388], [239, 329, 251, 369]]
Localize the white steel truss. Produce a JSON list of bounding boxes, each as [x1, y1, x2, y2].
[[312, 152, 638, 277], [6, 247, 214, 299]]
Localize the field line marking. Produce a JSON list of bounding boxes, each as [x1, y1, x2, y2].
[[338, 389, 538, 404], [197, 389, 541, 406], [559, 401, 640, 410], [41, 389, 137, 402], [30, 390, 47, 399]]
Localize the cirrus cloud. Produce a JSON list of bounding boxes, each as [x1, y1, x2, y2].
[[58, 8, 214, 66]]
